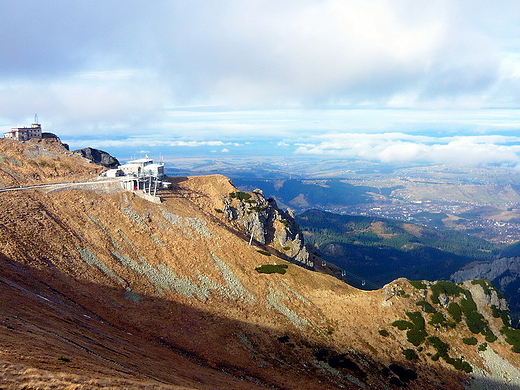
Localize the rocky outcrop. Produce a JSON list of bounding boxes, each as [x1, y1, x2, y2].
[[73, 147, 120, 168], [451, 257, 520, 325], [451, 258, 520, 284], [221, 189, 313, 268]]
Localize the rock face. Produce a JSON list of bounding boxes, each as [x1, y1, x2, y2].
[[220, 189, 313, 268], [171, 176, 313, 268], [451, 257, 520, 324], [73, 147, 120, 168]]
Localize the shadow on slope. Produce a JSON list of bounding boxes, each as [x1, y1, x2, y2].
[[0, 255, 487, 390], [297, 209, 498, 289]]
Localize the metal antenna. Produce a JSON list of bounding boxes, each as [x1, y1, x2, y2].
[[34, 113, 38, 124]]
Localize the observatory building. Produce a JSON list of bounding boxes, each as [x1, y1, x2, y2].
[[3, 115, 42, 141]]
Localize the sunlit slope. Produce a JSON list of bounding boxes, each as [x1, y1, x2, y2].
[[0, 149, 519, 388], [0, 138, 103, 187]]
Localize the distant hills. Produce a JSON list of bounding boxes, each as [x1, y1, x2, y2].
[[234, 178, 378, 211], [296, 209, 499, 289]]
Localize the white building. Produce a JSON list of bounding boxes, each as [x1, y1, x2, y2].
[[119, 158, 164, 178], [4, 123, 42, 141]]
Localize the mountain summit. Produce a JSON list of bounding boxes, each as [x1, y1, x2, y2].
[[0, 138, 519, 389]]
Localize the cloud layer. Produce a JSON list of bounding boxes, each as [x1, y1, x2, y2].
[[1, 1, 520, 167], [295, 133, 520, 167]]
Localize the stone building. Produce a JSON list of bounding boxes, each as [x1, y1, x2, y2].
[[4, 121, 42, 141]]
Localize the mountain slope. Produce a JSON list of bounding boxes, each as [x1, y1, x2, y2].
[[0, 143, 520, 389]]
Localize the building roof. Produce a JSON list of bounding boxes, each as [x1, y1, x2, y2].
[[127, 158, 153, 164]]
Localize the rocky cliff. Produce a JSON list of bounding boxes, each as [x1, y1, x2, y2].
[[73, 147, 120, 168], [1, 143, 520, 389], [452, 257, 520, 326], [168, 176, 313, 268]]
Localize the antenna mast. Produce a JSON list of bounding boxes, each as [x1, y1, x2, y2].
[[34, 113, 39, 124]]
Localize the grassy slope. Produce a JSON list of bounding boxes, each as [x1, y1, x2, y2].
[[0, 146, 519, 389]]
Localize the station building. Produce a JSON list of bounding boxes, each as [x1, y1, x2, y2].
[[119, 158, 165, 178]]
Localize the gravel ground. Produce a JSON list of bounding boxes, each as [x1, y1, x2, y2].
[[464, 348, 520, 390]]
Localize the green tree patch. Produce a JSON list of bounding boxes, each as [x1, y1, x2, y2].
[[255, 264, 288, 274]]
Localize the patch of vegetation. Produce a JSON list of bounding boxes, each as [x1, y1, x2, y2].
[[428, 336, 472, 373], [214, 208, 223, 213], [478, 343, 488, 351], [491, 305, 511, 327], [416, 300, 437, 313], [406, 311, 425, 328], [502, 327, 520, 353], [229, 191, 252, 201], [314, 349, 366, 377], [428, 336, 450, 359], [328, 354, 364, 375], [464, 310, 488, 334], [392, 312, 427, 346], [407, 329, 427, 346], [453, 290, 496, 341], [429, 312, 447, 327], [392, 320, 414, 330], [405, 312, 427, 346], [447, 302, 463, 322], [389, 377, 405, 387], [462, 337, 478, 345], [378, 329, 389, 337], [485, 333, 498, 343], [409, 280, 428, 289], [430, 281, 464, 304], [282, 246, 291, 251], [58, 356, 71, 362], [256, 250, 271, 256], [255, 264, 288, 274], [446, 357, 472, 373], [402, 349, 419, 360]]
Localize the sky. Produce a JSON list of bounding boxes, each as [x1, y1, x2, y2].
[[2, 1, 520, 167]]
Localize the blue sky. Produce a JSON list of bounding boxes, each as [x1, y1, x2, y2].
[[2, 1, 520, 167]]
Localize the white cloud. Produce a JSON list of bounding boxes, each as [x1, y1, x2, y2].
[[221, 148, 230, 153], [169, 141, 226, 147], [2, 0, 520, 160], [295, 132, 520, 167]]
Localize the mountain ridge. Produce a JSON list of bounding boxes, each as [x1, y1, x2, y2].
[[1, 140, 520, 389]]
